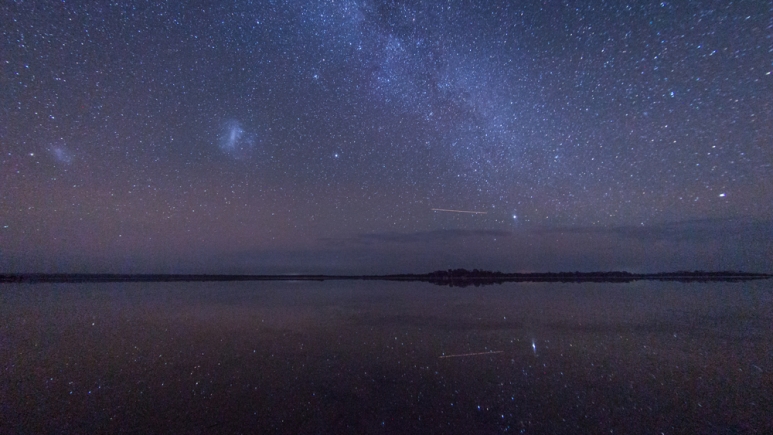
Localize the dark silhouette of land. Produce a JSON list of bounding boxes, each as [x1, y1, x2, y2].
[[1, 269, 770, 286]]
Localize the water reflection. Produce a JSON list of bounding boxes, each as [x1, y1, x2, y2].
[[2, 281, 771, 433]]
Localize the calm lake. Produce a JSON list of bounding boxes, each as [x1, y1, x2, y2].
[[2, 280, 772, 434]]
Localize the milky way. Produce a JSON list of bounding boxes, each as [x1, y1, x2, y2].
[[1, 0, 771, 273]]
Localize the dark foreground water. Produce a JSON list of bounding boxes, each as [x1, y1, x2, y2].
[[1, 280, 772, 434]]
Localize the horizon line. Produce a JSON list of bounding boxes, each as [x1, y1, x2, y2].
[[2, 270, 770, 284]]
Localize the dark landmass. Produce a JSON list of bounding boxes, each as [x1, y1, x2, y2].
[[412, 269, 773, 287], [1, 269, 770, 286]]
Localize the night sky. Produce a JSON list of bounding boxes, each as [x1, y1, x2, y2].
[[2, 0, 771, 274]]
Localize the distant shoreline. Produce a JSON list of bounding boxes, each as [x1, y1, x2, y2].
[[1, 270, 770, 285]]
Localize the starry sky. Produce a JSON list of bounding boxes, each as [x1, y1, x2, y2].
[[1, 0, 771, 274]]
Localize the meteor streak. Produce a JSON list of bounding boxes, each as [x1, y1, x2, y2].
[[432, 208, 487, 215]]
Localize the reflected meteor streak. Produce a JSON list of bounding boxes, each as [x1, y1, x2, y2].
[[439, 351, 502, 359], [432, 208, 487, 215]]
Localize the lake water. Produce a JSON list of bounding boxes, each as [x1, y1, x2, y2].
[[2, 280, 772, 434]]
